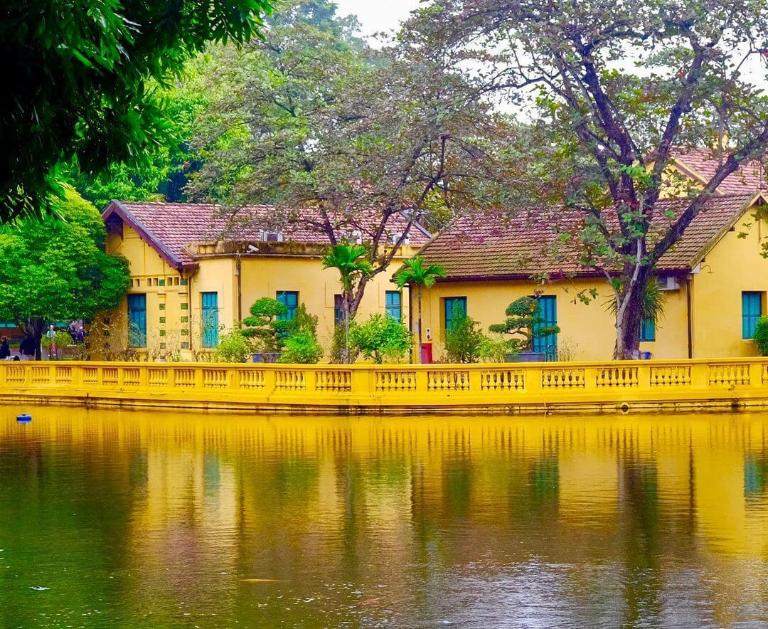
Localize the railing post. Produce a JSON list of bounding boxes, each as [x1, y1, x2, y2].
[[690, 361, 708, 390], [304, 367, 317, 393], [526, 364, 542, 396], [351, 366, 373, 397], [262, 366, 276, 393], [414, 366, 429, 395], [749, 360, 763, 389]]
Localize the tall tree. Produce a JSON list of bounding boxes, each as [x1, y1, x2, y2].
[[0, 0, 272, 221], [187, 0, 515, 332], [424, 0, 768, 357], [0, 186, 131, 359]]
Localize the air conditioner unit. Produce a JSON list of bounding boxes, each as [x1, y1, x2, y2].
[[657, 276, 681, 291]]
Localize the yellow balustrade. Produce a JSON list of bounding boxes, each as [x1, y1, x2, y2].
[[1, 358, 768, 414]]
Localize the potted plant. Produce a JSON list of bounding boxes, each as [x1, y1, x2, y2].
[[349, 313, 412, 364], [489, 296, 559, 362]]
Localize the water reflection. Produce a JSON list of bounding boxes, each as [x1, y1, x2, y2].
[[1, 409, 768, 626]]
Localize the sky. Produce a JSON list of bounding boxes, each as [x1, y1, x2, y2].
[[333, 0, 421, 38]]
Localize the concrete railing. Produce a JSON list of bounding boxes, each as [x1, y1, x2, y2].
[[1, 358, 767, 414]]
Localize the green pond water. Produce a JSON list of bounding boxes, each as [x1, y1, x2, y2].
[[1, 406, 768, 627]]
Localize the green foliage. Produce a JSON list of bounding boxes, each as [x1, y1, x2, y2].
[[242, 297, 290, 353], [1, 0, 272, 221], [606, 279, 666, 327], [445, 314, 486, 364], [215, 330, 252, 363], [394, 256, 446, 290], [41, 331, 73, 350], [279, 303, 322, 363], [489, 296, 560, 353], [322, 244, 374, 292], [0, 185, 130, 329], [478, 335, 516, 363], [755, 317, 768, 356], [349, 314, 412, 364], [280, 331, 323, 364]]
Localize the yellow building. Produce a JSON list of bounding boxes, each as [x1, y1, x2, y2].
[[416, 156, 768, 361], [102, 201, 428, 358]]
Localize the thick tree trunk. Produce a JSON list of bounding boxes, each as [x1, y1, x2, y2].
[[613, 272, 649, 360]]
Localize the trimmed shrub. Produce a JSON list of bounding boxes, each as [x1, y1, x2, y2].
[[755, 316, 768, 356], [280, 330, 323, 364]]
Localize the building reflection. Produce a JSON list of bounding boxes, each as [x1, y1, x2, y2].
[[2, 409, 768, 625]]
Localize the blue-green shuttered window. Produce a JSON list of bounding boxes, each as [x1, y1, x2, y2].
[[532, 296, 558, 361], [276, 291, 299, 321], [640, 317, 655, 342], [444, 297, 467, 333], [201, 292, 219, 348], [127, 294, 147, 348], [742, 292, 762, 339], [385, 291, 402, 321]]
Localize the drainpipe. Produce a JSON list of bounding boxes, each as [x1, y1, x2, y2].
[[686, 276, 693, 359], [236, 253, 243, 323]]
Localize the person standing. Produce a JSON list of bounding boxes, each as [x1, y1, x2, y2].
[[0, 336, 10, 359], [19, 335, 36, 361], [45, 324, 57, 360]]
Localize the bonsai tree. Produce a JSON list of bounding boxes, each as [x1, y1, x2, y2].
[[322, 244, 374, 363], [395, 256, 446, 360], [241, 297, 290, 354], [489, 296, 560, 355], [349, 314, 412, 364]]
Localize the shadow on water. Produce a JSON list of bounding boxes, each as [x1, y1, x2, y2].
[[1, 407, 768, 627]]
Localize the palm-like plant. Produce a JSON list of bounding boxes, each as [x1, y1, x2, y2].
[[395, 256, 446, 358], [322, 243, 374, 363]]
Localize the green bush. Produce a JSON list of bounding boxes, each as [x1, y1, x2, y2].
[[755, 316, 768, 356], [280, 330, 323, 364], [445, 315, 485, 363], [215, 330, 252, 363], [478, 335, 515, 363], [350, 314, 412, 364]]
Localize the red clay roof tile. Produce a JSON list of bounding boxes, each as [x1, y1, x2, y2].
[[419, 194, 759, 281], [103, 201, 430, 270]]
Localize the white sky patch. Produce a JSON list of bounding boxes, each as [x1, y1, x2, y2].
[[334, 0, 421, 38]]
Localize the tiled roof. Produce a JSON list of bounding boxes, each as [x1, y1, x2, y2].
[[670, 148, 766, 194], [418, 193, 760, 281], [103, 201, 430, 270]]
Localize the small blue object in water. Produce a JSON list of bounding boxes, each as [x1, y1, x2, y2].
[[16, 414, 31, 423]]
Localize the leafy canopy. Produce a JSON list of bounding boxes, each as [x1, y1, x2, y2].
[[0, 0, 272, 221], [395, 257, 446, 290], [0, 186, 130, 324]]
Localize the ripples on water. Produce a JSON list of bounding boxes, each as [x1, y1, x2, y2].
[[1, 408, 768, 627]]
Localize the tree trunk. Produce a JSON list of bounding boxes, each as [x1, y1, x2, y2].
[[613, 272, 648, 360]]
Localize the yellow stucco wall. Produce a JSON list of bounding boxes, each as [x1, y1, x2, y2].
[[107, 225, 413, 358], [237, 254, 410, 349], [690, 211, 768, 358], [419, 278, 689, 361]]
